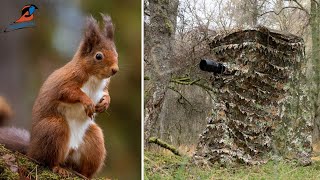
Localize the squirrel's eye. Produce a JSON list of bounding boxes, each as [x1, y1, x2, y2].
[[95, 52, 104, 60]]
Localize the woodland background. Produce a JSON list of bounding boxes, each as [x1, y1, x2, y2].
[[0, 0, 141, 179], [145, 0, 319, 151], [145, 0, 320, 178]]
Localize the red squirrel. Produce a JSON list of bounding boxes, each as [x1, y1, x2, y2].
[[0, 14, 118, 178]]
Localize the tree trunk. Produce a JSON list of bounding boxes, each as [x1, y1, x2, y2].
[[236, 0, 261, 27], [144, 0, 179, 145], [311, 0, 320, 144]]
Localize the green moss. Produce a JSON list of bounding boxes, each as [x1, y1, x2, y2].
[[0, 145, 19, 179], [0, 158, 19, 180], [17, 155, 37, 171], [0, 169, 19, 180], [0, 145, 10, 154], [164, 19, 173, 34], [36, 170, 63, 180], [0, 144, 85, 179]]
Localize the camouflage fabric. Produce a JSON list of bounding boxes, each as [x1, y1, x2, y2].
[[194, 26, 312, 166]]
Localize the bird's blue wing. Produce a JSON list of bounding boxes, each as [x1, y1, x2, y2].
[[29, 6, 35, 15]]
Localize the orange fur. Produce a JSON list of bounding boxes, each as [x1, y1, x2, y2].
[[28, 14, 118, 178]]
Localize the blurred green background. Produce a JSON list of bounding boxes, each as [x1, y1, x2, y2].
[[0, 0, 141, 179]]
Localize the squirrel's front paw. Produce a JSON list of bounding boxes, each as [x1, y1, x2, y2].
[[82, 98, 95, 119], [95, 94, 111, 113]]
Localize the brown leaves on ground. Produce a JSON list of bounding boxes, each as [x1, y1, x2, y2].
[[0, 153, 31, 180], [1, 154, 18, 172]]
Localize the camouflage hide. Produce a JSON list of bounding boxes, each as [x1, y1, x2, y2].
[[194, 26, 312, 166]]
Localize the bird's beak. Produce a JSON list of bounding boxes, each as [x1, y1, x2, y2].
[[33, 5, 39, 9]]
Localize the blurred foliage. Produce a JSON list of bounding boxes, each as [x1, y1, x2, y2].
[[0, 0, 141, 179]]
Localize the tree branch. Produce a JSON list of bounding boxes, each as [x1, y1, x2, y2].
[[148, 137, 181, 156], [288, 0, 310, 14], [311, 0, 319, 6], [259, 6, 307, 17], [168, 86, 193, 106]]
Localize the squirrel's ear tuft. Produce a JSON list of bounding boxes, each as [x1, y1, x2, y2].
[[100, 13, 114, 40], [81, 16, 101, 56]]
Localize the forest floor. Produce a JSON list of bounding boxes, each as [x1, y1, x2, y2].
[[0, 144, 92, 179], [144, 151, 320, 180]]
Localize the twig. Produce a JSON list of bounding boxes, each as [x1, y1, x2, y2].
[[168, 86, 193, 106], [35, 165, 37, 180], [289, 0, 310, 14], [170, 77, 214, 92], [27, 165, 37, 179], [170, 78, 200, 85], [175, 77, 190, 81], [194, 82, 214, 91], [311, 0, 319, 6]]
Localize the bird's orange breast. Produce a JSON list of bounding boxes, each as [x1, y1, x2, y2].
[[15, 13, 34, 23]]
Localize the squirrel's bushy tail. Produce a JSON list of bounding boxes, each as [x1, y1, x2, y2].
[[0, 96, 30, 154], [0, 127, 29, 154]]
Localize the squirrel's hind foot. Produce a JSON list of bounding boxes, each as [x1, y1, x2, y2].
[[52, 166, 70, 178]]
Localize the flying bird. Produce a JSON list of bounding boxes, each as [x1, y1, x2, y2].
[[15, 4, 38, 23]]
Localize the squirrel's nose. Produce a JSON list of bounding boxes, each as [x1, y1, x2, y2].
[[111, 66, 119, 75]]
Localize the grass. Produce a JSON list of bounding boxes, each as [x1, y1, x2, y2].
[[145, 151, 320, 180]]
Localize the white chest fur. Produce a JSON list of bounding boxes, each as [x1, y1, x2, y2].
[[81, 76, 109, 104], [61, 76, 109, 150]]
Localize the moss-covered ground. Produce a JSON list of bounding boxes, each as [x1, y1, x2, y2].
[[0, 144, 80, 179], [0, 145, 92, 180]]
